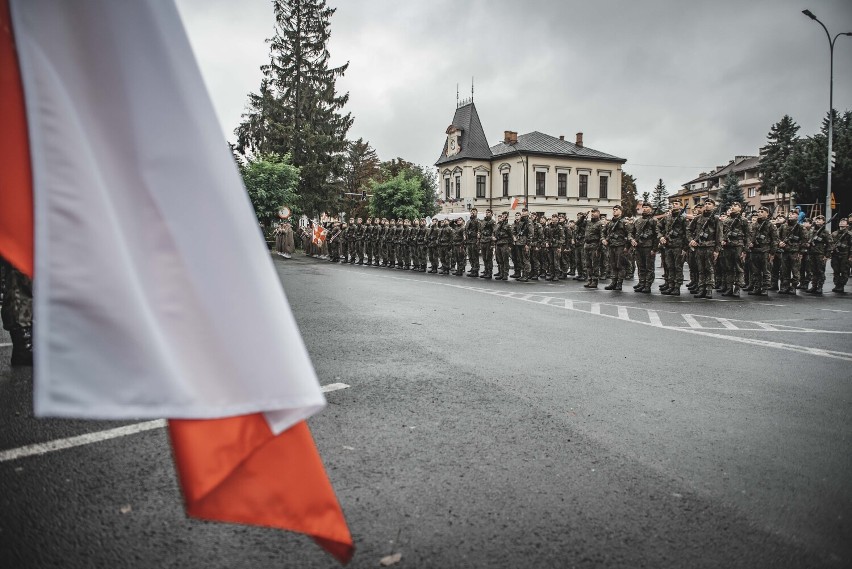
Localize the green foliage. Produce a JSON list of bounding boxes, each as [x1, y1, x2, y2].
[[759, 115, 800, 197], [758, 110, 851, 215], [621, 171, 638, 215], [651, 179, 669, 212], [377, 158, 439, 218], [369, 173, 423, 220], [719, 171, 744, 211], [241, 153, 301, 227], [235, 0, 352, 217]]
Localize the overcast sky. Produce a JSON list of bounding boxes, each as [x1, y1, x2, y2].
[[174, 0, 852, 194]]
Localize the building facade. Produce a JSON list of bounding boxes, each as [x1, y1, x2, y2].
[[671, 154, 792, 214], [434, 101, 627, 217]]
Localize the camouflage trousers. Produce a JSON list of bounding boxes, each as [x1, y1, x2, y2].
[[467, 243, 480, 271], [663, 248, 685, 286], [695, 247, 716, 288], [635, 246, 655, 287], [481, 242, 494, 276], [721, 246, 744, 288], [779, 251, 802, 290], [607, 246, 628, 281], [496, 244, 511, 278], [749, 251, 769, 292], [832, 253, 850, 286], [428, 246, 439, 271], [809, 254, 827, 288], [1, 264, 33, 331], [583, 245, 601, 280]]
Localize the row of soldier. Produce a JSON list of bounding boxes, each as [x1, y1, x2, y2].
[[304, 201, 851, 298]]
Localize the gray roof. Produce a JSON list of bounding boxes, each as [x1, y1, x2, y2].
[[490, 131, 626, 163], [684, 155, 760, 185], [435, 102, 493, 166]]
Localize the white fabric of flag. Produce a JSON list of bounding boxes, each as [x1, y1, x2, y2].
[[11, 0, 325, 434]]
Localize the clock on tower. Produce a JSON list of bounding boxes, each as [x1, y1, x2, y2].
[[445, 125, 462, 157]]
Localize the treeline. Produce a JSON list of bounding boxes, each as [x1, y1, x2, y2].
[[759, 111, 851, 210], [231, 0, 436, 227]]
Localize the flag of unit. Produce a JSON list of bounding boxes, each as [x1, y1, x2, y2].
[[313, 225, 328, 246], [0, 0, 352, 562]]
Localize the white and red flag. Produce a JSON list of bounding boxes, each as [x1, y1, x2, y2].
[[510, 197, 519, 210], [0, 0, 352, 562], [313, 225, 328, 246]]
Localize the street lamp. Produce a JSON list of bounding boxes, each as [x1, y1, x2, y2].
[[510, 142, 529, 209], [802, 9, 852, 225]]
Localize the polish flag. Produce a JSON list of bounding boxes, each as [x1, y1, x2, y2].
[[510, 197, 519, 210], [0, 0, 352, 563]]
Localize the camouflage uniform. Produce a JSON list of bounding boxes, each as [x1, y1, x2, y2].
[[747, 218, 778, 296], [1, 260, 33, 366], [438, 221, 453, 274], [777, 220, 805, 294], [603, 214, 630, 290], [465, 215, 482, 276], [659, 211, 688, 295], [720, 212, 749, 296], [631, 213, 657, 293], [831, 225, 851, 292], [806, 224, 833, 294], [582, 217, 604, 288], [479, 214, 496, 278], [692, 212, 723, 298], [495, 216, 513, 280]]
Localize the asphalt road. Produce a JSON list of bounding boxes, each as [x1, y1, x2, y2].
[[1, 254, 851, 568]]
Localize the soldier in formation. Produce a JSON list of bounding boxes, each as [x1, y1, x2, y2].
[[309, 208, 850, 299]]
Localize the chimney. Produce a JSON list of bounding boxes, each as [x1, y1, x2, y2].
[[575, 132, 583, 148], [504, 131, 518, 144], [559, 135, 565, 141]]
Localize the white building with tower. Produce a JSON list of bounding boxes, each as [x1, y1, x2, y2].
[[435, 100, 627, 217]]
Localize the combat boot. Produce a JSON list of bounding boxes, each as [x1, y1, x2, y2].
[[604, 281, 616, 290], [721, 286, 735, 297], [668, 286, 681, 296], [640, 286, 652, 293], [10, 326, 33, 367], [693, 287, 707, 298], [614, 280, 623, 291], [660, 284, 671, 294], [704, 288, 713, 299], [633, 283, 643, 290], [811, 286, 823, 296]]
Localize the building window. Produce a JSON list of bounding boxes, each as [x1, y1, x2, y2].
[[445, 178, 450, 199], [558, 173, 567, 197], [455, 176, 461, 199], [502, 173, 509, 197], [579, 174, 588, 198], [536, 172, 546, 196], [476, 175, 486, 198], [600, 176, 608, 199], [748, 187, 756, 198]]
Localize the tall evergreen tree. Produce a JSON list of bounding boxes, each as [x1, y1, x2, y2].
[[650, 179, 669, 212], [235, 0, 353, 217], [759, 115, 800, 198], [719, 170, 744, 211], [343, 138, 380, 196], [620, 171, 638, 215]]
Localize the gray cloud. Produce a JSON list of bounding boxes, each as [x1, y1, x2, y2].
[[176, 0, 852, 193]]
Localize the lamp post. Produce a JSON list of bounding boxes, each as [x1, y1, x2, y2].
[[802, 9, 852, 225]]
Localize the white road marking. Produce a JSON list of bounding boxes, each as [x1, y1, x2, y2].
[[682, 314, 703, 329], [716, 318, 738, 330], [0, 419, 166, 463], [617, 306, 630, 320], [0, 383, 351, 463], [590, 303, 601, 315], [819, 308, 851, 313], [647, 311, 663, 327], [0, 343, 11, 348]]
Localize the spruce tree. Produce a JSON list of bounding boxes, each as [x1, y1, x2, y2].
[[719, 170, 744, 211], [236, 0, 353, 216], [650, 179, 669, 212], [759, 115, 800, 197], [620, 172, 638, 215]]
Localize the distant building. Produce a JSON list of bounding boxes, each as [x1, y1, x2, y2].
[[670, 154, 791, 214], [434, 100, 627, 217]]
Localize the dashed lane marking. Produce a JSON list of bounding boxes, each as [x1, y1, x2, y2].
[[0, 383, 350, 463], [330, 267, 852, 362]]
